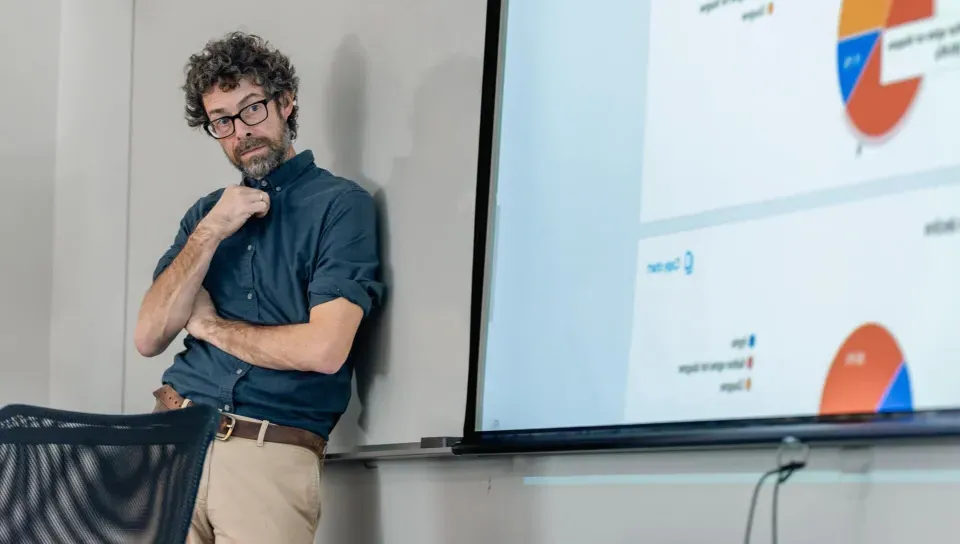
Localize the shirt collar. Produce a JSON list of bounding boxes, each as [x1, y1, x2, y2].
[[243, 149, 316, 191]]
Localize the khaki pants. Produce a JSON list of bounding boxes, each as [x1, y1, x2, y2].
[[172, 407, 325, 543]]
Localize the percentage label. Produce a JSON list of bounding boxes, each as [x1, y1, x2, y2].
[[843, 54, 862, 70], [845, 350, 866, 366]]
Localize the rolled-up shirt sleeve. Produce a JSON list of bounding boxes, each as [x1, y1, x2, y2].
[[153, 216, 192, 282], [308, 188, 385, 316], [151, 199, 206, 282]]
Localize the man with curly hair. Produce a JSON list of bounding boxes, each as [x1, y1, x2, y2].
[[133, 31, 384, 542]]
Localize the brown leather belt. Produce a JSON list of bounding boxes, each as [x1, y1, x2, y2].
[[152, 384, 326, 457]]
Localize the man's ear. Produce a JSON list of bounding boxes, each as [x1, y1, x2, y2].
[[280, 91, 296, 120]]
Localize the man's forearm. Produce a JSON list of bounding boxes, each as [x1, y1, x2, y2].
[[134, 226, 220, 357], [194, 318, 344, 374]]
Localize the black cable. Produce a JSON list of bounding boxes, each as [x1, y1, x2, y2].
[[771, 464, 802, 544], [772, 472, 784, 544], [743, 467, 781, 544], [743, 437, 809, 544]]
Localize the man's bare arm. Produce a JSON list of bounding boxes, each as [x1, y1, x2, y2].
[[133, 226, 220, 357], [186, 291, 363, 373], [133, 186, 271, 357]]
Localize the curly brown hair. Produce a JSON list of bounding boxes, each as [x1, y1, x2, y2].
[[182, 31, 300, 139]]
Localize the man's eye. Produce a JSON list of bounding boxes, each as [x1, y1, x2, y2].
[[214, 118, 231, 126]]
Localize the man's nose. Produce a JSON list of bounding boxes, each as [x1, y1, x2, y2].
[[232, 130, 253, 147]]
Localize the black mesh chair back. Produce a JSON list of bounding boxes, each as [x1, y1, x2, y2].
[[0, 403, 220, 544]]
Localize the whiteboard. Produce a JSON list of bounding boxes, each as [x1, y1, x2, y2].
[[122, 0, 487, 451]]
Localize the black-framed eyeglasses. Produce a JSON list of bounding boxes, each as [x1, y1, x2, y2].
[[204, 96, 276, 139]]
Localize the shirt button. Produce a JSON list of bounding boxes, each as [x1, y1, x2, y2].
[[236, 369, 243, 375], [259, 180, 267, 187], [275, 186, 281, 192], [247, 293, 253, 300], [247, 244, 253, 251], [223, 404, 231, 412]]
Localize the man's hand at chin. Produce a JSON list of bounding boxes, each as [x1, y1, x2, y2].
[[186, 288, 220, 340]]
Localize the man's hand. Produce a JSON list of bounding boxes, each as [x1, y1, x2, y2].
[[197, 185, 270, 241], [186, 288, 219, 339]]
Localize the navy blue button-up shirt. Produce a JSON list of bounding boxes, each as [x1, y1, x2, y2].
[[153, 150, 384, 439]]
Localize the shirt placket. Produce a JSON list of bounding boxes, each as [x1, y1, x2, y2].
[[218, 221, 258, 413]]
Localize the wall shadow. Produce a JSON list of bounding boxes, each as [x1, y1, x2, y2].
[[324, 34, 392, 436], [318, 34, 384, 544]]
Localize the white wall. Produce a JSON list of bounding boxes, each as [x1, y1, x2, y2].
[[48, 0, 133, 413], [318, 441, 960, 544], [0, 0, 133, 411], [0, 0, 61, 406]]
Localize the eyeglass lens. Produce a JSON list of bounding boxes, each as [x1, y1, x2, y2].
[[207, 102, 269, 138]]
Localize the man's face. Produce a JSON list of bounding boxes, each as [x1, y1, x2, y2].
[[202, 78, 294, 180]]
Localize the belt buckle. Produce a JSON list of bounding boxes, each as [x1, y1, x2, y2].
[[216, 413, 237, 441]]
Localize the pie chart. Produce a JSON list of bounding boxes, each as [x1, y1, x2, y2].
[[819, 323, 913, 415], [836, 0, 934, 141]]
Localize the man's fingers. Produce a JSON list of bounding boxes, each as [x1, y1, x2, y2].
[[225, 185, 259, 197], [253, 197, 270, 218], [242, 197, 270, 218], [235, 188, 269, 209], [224, 185, 266, 200], [237, 188, 268, 203]]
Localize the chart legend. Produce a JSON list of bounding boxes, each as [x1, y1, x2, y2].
[[819, 323, 913, 415], [836, 0, 934, 141]]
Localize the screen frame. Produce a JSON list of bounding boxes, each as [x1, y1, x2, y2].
[[459, 0, 960, 455]]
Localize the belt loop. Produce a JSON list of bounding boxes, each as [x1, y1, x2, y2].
[[181, 399, 192, 409], [256, 420, 270, 447]]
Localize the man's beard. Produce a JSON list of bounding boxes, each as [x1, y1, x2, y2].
[[230, 128, 292, 180]]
